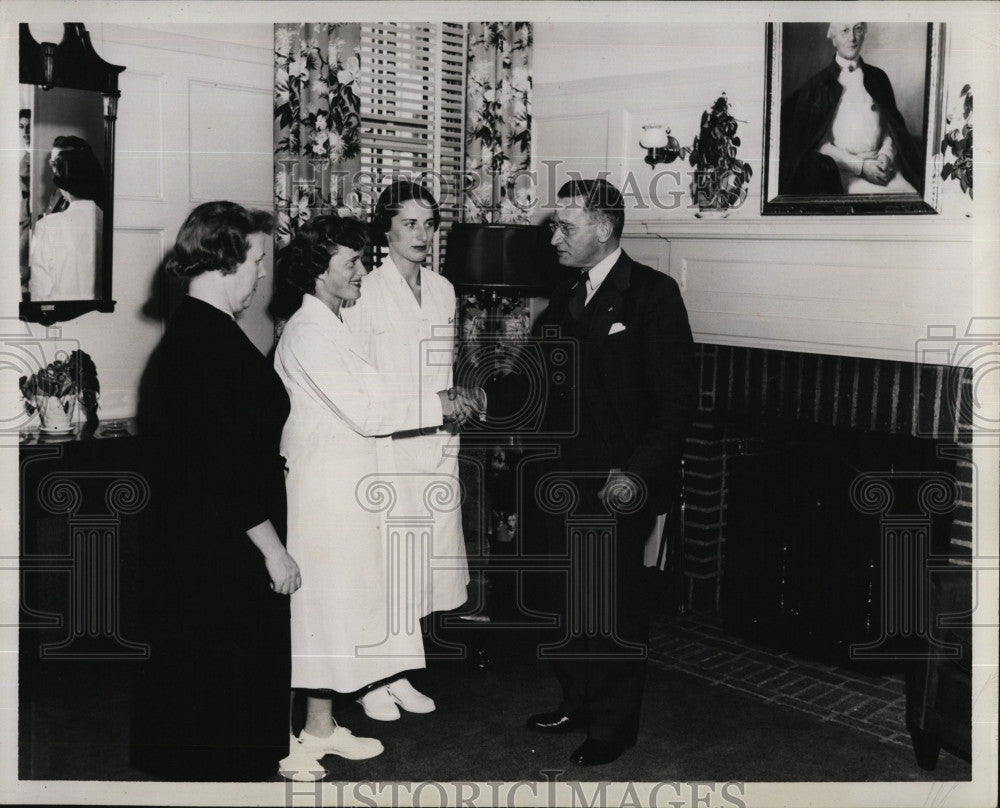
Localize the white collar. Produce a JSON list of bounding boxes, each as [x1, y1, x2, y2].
[[301, 292, 344, 328], [585, 247, 622, 292], [63, 198, 98, 210], [835, 53, 862, 73], [381, 255, 423, 283]]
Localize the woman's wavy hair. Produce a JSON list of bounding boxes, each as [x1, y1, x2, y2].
[[50, 135, 105, 207], [165, 201, 273, 280], [370, 180, 440, 246], [277, 214, 369, 297]]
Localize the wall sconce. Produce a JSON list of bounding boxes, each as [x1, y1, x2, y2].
[[640, 125, 682, 167]]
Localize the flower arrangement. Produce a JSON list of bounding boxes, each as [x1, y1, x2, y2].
[[488, 446, 519, 543], [493, 510, 517, 543], [940, 84, 972, 198], [20, 349, 100, 430], [688, 93, 753, 214], [460, 292, 529, 339]]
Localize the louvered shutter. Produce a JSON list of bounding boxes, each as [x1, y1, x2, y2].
[[360, 23, 466, 272]]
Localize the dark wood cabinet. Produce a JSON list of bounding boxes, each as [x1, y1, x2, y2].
[[19, 421, 151, 677]]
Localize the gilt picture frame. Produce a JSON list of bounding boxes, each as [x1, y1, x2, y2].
[[762, 22, 946, 215]]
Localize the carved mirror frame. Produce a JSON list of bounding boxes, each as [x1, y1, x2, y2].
[[19, 23, 125, 324]]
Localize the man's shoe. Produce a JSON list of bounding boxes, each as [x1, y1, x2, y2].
[[526, 711, 584, 733], [296, 726, 384, 760], [570, 738, 635, 766]]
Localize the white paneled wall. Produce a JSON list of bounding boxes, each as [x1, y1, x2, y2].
[[6, 19, 992, 422], [532, 22, 983, 364], [657, 233, 972, 362], [16, 24, 275, 419]]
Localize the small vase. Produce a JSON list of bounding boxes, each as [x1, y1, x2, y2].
[[37, 393, 76, 432]]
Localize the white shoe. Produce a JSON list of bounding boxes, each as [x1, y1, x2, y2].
[[278, 734, 327, 781], [296, 726, 384, 760], [358, 685, 401, 721], [386, 678, 436, 714]]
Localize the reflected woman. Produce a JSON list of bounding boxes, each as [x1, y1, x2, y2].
[[28, 137, 105, 300]]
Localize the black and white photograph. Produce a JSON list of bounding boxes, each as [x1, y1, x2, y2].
[[2, 2, 997, 807]]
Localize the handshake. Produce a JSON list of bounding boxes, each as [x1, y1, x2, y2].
[[438, 385, 487, 428]]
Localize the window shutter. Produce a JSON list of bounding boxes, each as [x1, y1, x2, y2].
[[360, 22, 466, 272]]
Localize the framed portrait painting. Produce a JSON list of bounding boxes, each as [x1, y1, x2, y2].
[[762, 22, 946, 215]]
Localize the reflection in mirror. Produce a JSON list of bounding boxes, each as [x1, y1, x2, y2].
[[19, 23, 124, 323], [23, 85, 106, 302]]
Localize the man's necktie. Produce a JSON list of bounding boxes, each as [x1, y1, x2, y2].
[[567, 269, 590, 320]]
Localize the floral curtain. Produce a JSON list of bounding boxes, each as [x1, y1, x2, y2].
[[463, 22, 533, 224], [274, 23, 364, 250]]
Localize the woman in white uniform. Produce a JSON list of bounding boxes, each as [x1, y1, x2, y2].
[[275, 215, 478, 763], [342, 182, 472, 720]]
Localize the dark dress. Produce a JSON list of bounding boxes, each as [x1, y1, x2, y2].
[[131, 296, 291, 781]]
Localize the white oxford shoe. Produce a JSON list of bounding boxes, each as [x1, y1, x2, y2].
[[359, 685, 401, 721], [295, 726, 384, 760], [359, 679, 436, 720], [278, 734, 327, 781], [386, 678, 436, 714]]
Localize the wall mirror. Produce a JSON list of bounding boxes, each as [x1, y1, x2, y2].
[[19, 23, 124, 324]]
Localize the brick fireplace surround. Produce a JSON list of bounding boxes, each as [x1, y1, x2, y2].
[[679, 343, 974, 614]]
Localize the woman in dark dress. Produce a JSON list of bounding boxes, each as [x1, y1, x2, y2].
[[132, 201, 301, 781]]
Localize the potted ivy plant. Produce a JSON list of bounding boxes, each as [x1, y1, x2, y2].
[[19, 349, 100, 433], [688, 93, 753, 217]]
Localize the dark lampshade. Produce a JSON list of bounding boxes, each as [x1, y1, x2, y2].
[[444, 223, 559, 293]]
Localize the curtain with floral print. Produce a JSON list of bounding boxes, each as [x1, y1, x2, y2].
[[463, 22, 533, 224], [274, 23, 364, 250]]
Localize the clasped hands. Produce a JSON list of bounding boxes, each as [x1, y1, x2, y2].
[[439, 385, 487, 428], [860, 153, 896, 186]]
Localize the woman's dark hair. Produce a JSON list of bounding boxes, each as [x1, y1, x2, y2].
[[371, 180, 440, 246], [50, 135, 105, 207], [165, 201, 273, 280], [276, 215, 369, 298]]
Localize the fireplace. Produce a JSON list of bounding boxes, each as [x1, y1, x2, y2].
[[677, 344, 973, 668]]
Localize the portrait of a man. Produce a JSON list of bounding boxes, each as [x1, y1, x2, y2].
[[777, 22, 928, 197]]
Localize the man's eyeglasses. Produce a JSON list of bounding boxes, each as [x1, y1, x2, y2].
[[547, 220, 596, 238]]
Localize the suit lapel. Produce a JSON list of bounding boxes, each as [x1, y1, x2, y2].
[[582, 253, 632, 354], [576, 254, 634, 454], [542, 277, 575, 328]]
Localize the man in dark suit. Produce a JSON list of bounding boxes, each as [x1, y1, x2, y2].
[[524, 178, 695, 766]]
